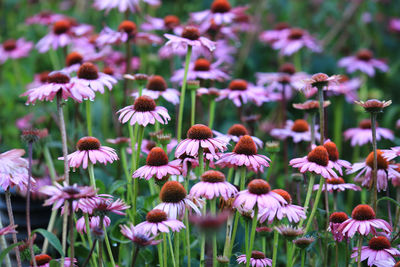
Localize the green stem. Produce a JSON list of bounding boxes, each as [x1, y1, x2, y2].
[[198, 147, 204, 175], [86, 100, 93, 136], [333, 96, 344, 152], [174, 232, 180, 267], [158, 238, 164, 267], [135, 126, 145, 168], [227, 168, 234, 183], [167, 233, 177, 267], [163, 234, 168, 267], [310, 114, 316, 146], [318, 87, 325, 144], [191, 89, 196, 126], [271, 230, 279, 267], [104, 227, 116, 266], [185, 211, 191, 267], [246, 207, 258, 267], [299, 174, 315, 227], [357, 236, 363, 267], [304, 177, 325, 233], [211, 199, 218, 267], [370, 113, 378, 211], [240, 167, 247, 191], [88, 162, 96, 189], [300, 249, 305, 267], [227, 212, 240, 260], [208, 98, 216, 129], [177, 46, 193, 142]]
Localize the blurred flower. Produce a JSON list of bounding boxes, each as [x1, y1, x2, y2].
[[270, 119, 320, 143], [338, 49, 388, 77], [272, 28, 321, 56], [0, 225, 17, 236], [120, 224, 161, 246], [328, 75, 361, 102], [213, 123, 263, 148], [141, 15, 182, 34], [136, 209, 185, 235], [217, 79, 269, 107], [31, 254, 77, 267], [351, 236, 400, 266], [293, 237, 315, 249], [36, 19, 74, 53], [344, 119, 394, 147], [0, 149, 35, 191], [76, 215, 110, 234], [0, 38, 33, 64], [355, 99, 392, 113], [164, 26, 216, 53], [237, 251, 272, 267], [312, 177, 361, 192], [189, 170, 238, 200], [301, 73, 341, 92], [389, 18, 400, 33], [25, 11, 65, 25], [131, 75, 180, 105], [59, 136, 118, 170], [276, 225, 304, 240], [189, 211, 230, 232], [259, 22, 291, 44], [293, 100, 330, 113], [94, 0, 160, 13]]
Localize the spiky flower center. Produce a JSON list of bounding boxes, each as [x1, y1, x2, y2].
[[357, 49, 373, 61], [201, 170, 226, 183], [311, 73, 330, 88], [77, 62, 99, 80], [160, 181, 187, 203], [194, 58, 211, 71], [53, 19, 71, 35], [181, 26, 200, 40], [33, 254, 52, 265], [368, 236, 391, 251], [228, 124, 249, 137], [146, 147, 169, 166], [47, 72, 70, 84], [211, 0, 231, 13], [307, 146, 329, 166], [103, 66, 114, 75], [77, 136, 101, 151], [118, 20, 137, 35], [365, 150, 388, 170], [359, 119, 373, 129], [62, 186, 81, 195], [288, 28, 304, 40], [39, 71, 50, 83], [66, 51, 83, 66], [279, 63, 296, 75], [147, 75, 167, 91], [3, 39, 16, 51], [272, 189, 291, 204], [187, 124, 213, 140], [164, 15, 180, 29], [351, 204, 376, 221], [329, 212, 348, 224], [248, 179, 271, 195], [146, 209, 168, 223], [229, 79, 248, 91], [326, 177, 345, 185], [133, 96, 156, 112], [291, 119, 309, 132], [251, 251, 266, 259], [323, 141, 339, 161], [233, 135, 257, 155]]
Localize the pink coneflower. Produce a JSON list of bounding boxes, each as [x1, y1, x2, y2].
[[338, 49, 388, 77], [351, 236, 400, 266], [142, 15, 182, 34], [39, 182, 97, 212], [313, 177, 361, 192], [233, 179, 285, 211], [389, 18, 400, 33], [0, 38, 33, 63], [289, 145, 338, 178], [189, 170, 238, 200], [81, 196, 129, 216], [300, 73, 341, 92], [272, 28, 321, 55], [175, 124, 227, 158], [22, 71, 93, 104], [170, 154, 199, 177], [237, 251, 272, 267], [258, 189, 306, 223], [27, 71, 51, 90], [171, 58, 230, 83], [191, 0, 239, 29], [117, 96, 170, 127], [61, 51, 84, 74], [94, 0, 160, 13], [164, 25, 216, 52], [25, 11, 65, 25], [0, 224, 17, 236], [31, 254, 77, 267], [338, 204, 392, 238], [154, 181, 201, 219], [344, 119, 394, 147], [216, 135, 270, 173], [213, 124, 263, 148], [0, 149, 35, 191], [347, 150, 400, 192], [76, 215, 111, 234], [36, 19, 74, 53], [71, 62, 117, 95], [139, 138, 177, 155], [328, 75, 361, 102], [120, 224, 161, 246], [131, 75, 180, 105], [382, 146, 400, 161], [328, 212, 349, 242], [217, 79, 269, 107], [293, 100, 331, 113], [270, 119, 320, 143], [106, 137, 130, 145], [59, 136, 118, 170], [323, 141, 352, 175], [259, 22, 291, 44], [136, 209, 186, 235], [133, 147, 180, 180]]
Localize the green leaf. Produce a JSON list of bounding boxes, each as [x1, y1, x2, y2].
[[33, 228, 64, 257], [377, 196, 400, 208], [0, 242, 22, 264], [49, 260, 59, 267], [108, 180, 127, 194]]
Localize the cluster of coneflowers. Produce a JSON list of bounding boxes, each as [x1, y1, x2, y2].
[[1, 0, 400, 266]]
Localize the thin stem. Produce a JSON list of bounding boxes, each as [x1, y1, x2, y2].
[[357, 236, 363, 267], [370, 113, 378, 211], [191, 89, 196, 126], [304, 177, 325, 233], [5, 190, 22, 267], [184, 211, 191, 267], [333, 96, 344, 152], [198, 147, 204, 175], [131, 245, 140, 267], [174, 232, 180, 267], [211, 198, 218, 267], [335, 242, 339, 267], [246, 207, 258, 267], [310, 114, 316, 146], [318, 87, 325, 144], [167, 233, 177, 267], [300, 249, 305, 267], [88, 162, 96, 189], [69, 200, 75, 263], [177, 46, 193, 142], [135, 126, 145, 168], [208, 98, 216, 129], [158, 238, 164, 267], [103, 228, 116, 267], [227, 211, 240, 260], [123, 40, 132, 106], [271, 230, 279, 267], [300, 174, 315, 226], [82, 239, 98, 267], [240, 167, 247, 191], [129, 124, 138, 224], [86, 100, 93, 136], [0, 216, 12, 267], [26, 142, 37, 267], [163, 233, 168, 267]]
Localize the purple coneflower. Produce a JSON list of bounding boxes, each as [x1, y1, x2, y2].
[[0, 224, 17, 236], [338, 49, 388, 77], [216, 135, 270, 173], [94, 0, 160, 13], [154, 181, 201, 219], [117, 96, 170, 126], [347, 150, 400, 192], [328, 75, 361, 102], [171, 58, 230, 82], [259, 22, 291, 44], [164, 25, 216, 52], [328, 212, 349, 242], [76, 215, 111, 234], [351, 236, 400, 266], [338, 204, 392, 238], [142, 15, 182, 33], [271, 28, 321, 56], [190, 170, 238, 200], [217, 79, 268, 107], [344, 119, 394, 147], [213, 124, 263, 148], [0, 38, 33, 63], [31, 254, 77, 267], [36, 19, 74, 53], [382, 146, 400, 161], [237, 251, 272, 267], [191, 0, 239, 29], [133, 147, 180, 180], [120, 224, 161, 246], [300, 73, 341, 92], [323, 141, 351, 175], [59, 136, 118, 170], [136, 209, 186, 235], [313, 177, 361, 192], [25, 11, 65, 25], [61, 51, 84, 74], [131, 75, 180, 105], [270, 119, 320, 143], [289, 145, 338, 179]]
